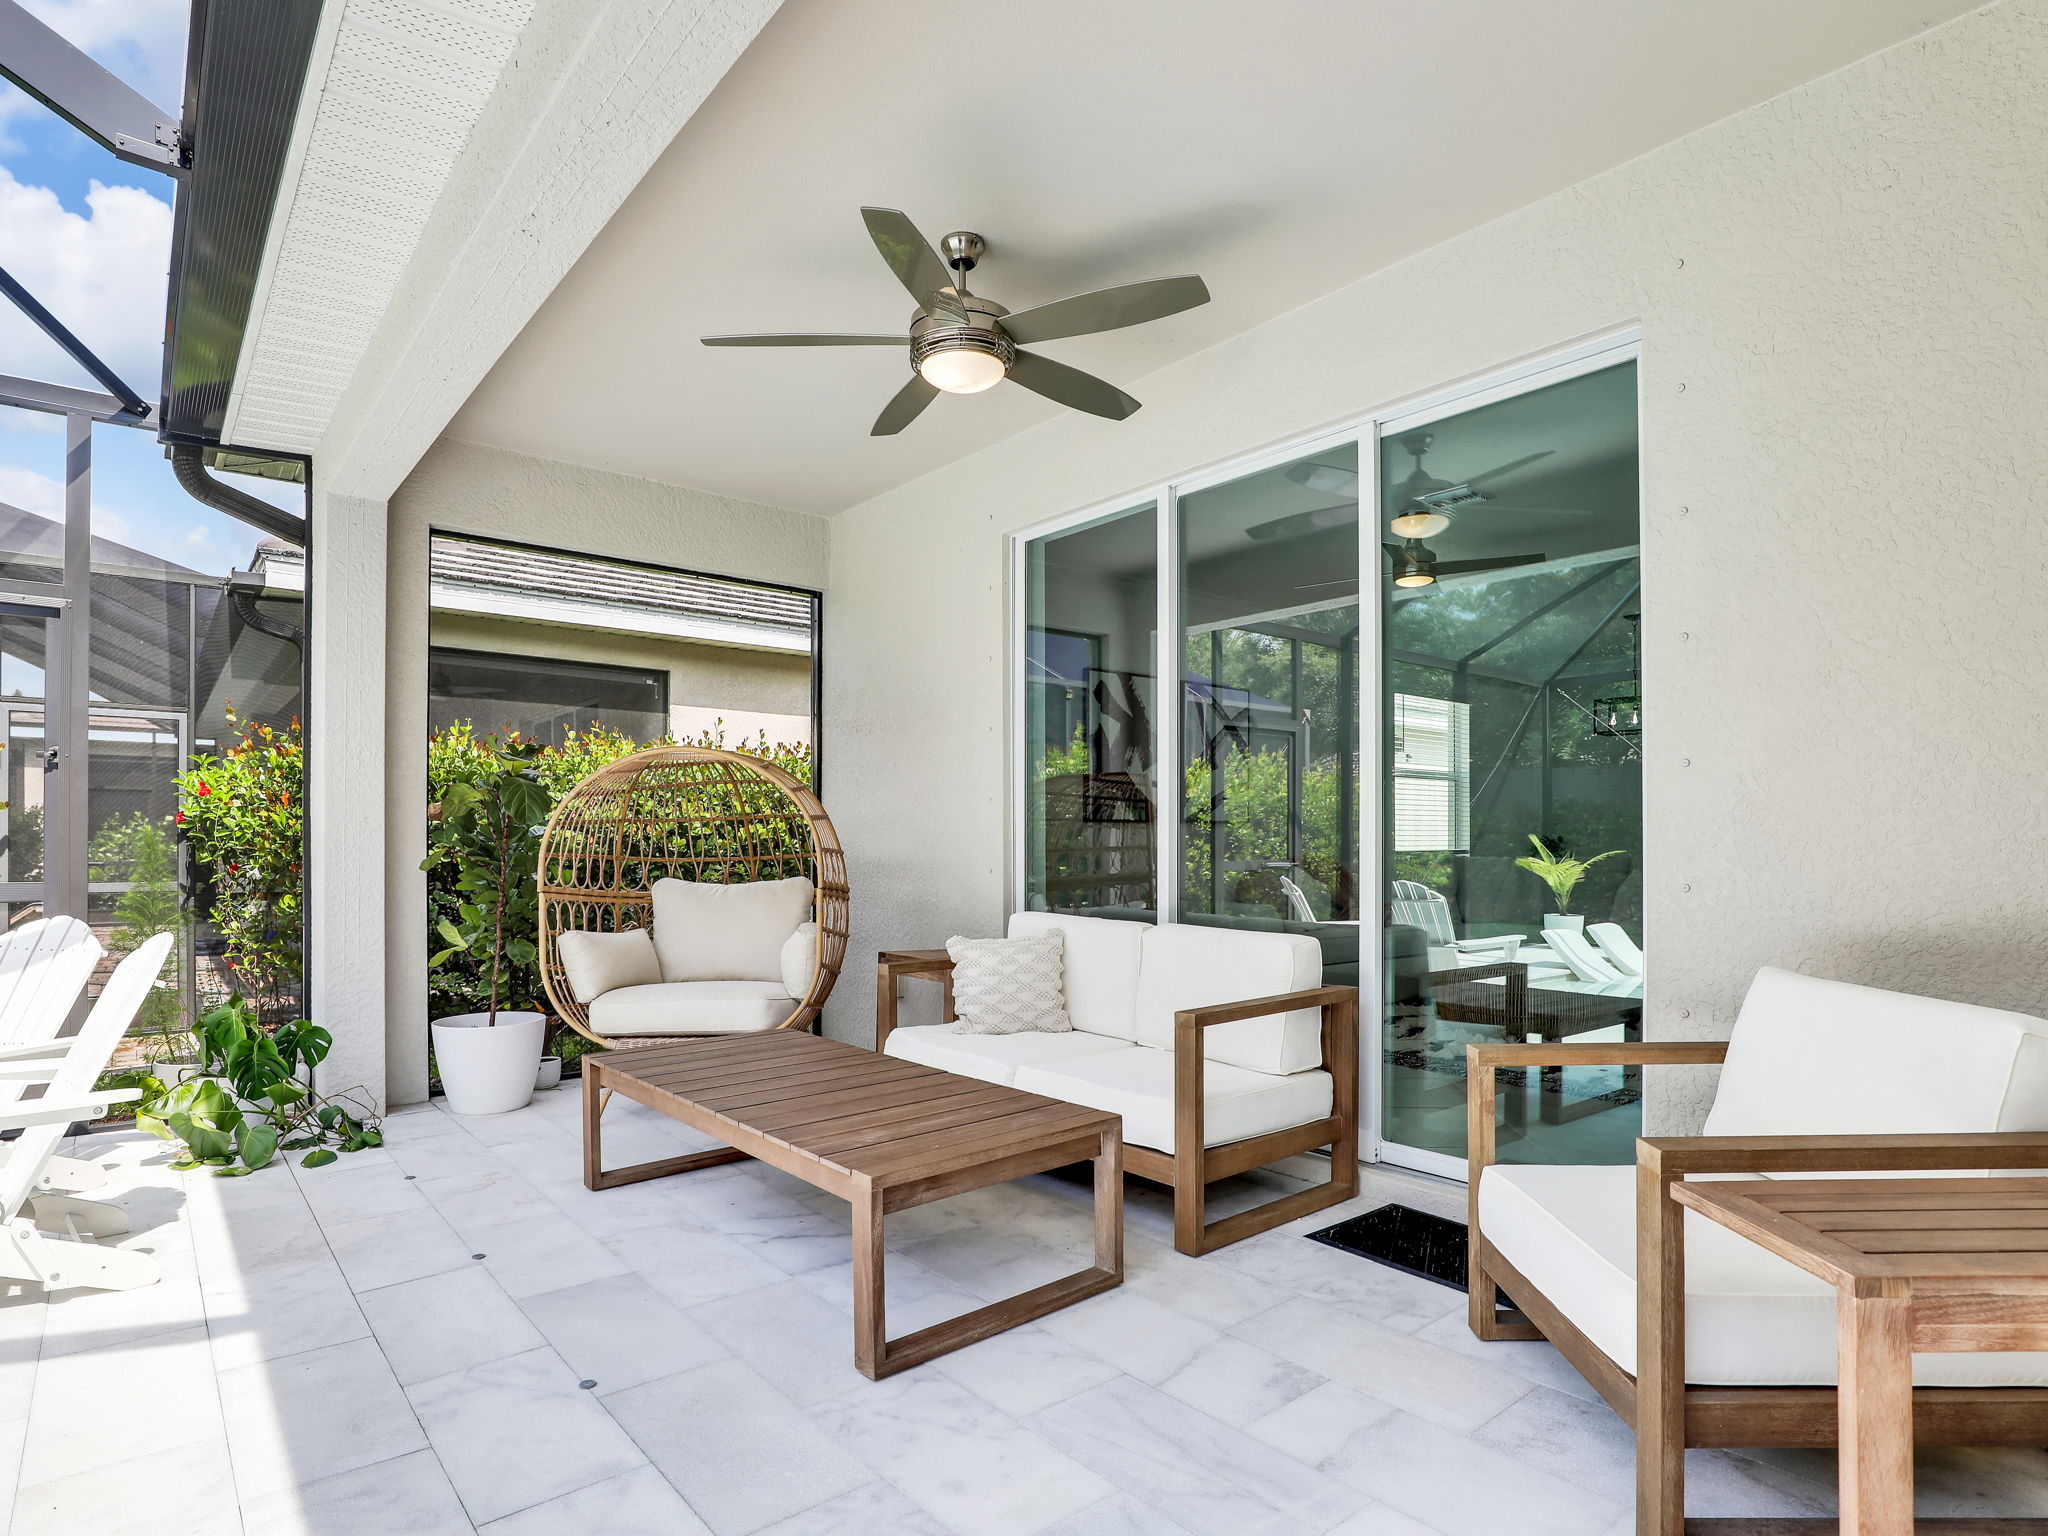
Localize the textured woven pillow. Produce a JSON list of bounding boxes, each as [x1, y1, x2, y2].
[[946, 931, 1072, 1036]]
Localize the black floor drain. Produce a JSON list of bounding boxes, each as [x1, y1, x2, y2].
[[1305, 1202, 1494, 1298]]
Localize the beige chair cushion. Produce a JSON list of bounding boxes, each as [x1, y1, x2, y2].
[[1132, 923, 1325, 1075], [1006, 911, 1148, 1040], [650, 876, 814, 983], [588, 980, 793, 1036], [1479, 1162, 2048, 1387], [780, 922, 818, 1000], [882, 1025, 1128, 1086], [553, 929, 662, 1004], [1013, 1045, 1332, 1153]]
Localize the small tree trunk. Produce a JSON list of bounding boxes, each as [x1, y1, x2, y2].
[[489, 806, 507, 1026]]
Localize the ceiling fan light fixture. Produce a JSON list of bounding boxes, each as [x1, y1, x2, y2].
[[1388, 508, 1452, 539], [911, 327, 1014, 394], [1391, 538, 1438, 588]]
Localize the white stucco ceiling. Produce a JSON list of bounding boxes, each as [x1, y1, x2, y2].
[[447, 0, 1982, 516]]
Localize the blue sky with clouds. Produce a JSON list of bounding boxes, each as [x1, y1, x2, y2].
[[1, 0, 298, 574]]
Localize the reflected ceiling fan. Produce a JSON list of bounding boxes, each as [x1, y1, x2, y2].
[[1249, 431, 1592, 543], [701, 208, 1210, 436], [1292, 540, 1546, 593]]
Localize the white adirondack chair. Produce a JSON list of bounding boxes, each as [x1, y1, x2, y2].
[[0, 932, 174, 1294], [0, 917, 110, 1195]]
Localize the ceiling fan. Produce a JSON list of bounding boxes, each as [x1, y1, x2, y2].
[[1292, 541, 1546, 593], [1249, 432, 1593, 543], [701, 207, 1211, 436]]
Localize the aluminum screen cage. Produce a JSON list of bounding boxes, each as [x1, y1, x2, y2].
[[537, 746, 849, 1048]]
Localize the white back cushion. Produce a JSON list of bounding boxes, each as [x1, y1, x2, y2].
[[651, 876, 815, 983], [1704, 967, 2048, 1147], [1133, 923, 1324, 1075], [780, 921, 818, 1000], [555, 929, 662, 1003], [1007, 911, 1149, 1040]]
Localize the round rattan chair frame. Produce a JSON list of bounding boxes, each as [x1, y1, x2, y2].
[[537, 746, 848, 1050]]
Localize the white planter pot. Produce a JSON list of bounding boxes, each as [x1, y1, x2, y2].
[[535, 1056, 562, 1092], [431, 1012, 547, 1115], [1543, 913, 1586, 934]]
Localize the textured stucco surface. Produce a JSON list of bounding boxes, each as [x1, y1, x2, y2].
[[383, 439, 827, 1102], [821, 1, 2048, 1133]]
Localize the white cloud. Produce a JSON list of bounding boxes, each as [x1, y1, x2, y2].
[[0, 164, 172, 392], [0, 463, 135, 541]]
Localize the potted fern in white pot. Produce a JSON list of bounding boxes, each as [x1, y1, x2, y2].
[[422, 745, 552, 1114], [1515, 834, 1623, 935]]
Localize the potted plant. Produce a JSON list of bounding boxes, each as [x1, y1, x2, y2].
[[1514, 834, 1623, 933], [422, 743, 552, 1114]]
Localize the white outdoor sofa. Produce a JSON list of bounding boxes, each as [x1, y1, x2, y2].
[[1465, 965, 2048, 1532], [875, 911, 1358, 1254]]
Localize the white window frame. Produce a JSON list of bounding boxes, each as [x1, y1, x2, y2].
[[1007, 325, 1642, 1178]]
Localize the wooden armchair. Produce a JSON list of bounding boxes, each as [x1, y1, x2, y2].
[[877, 913, 1358, 1255], [1465, 966, 2048, 1536]]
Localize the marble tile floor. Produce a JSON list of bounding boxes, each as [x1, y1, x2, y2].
[[3, 1085, 2045, 1535]]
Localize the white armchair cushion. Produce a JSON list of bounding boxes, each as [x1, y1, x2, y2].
[[1479, 1162, 2048, 1387], [650, 876, 815, 983], [553, 929, 662, 1004], [946, 931, 1072, 1035], [1014, 1045, 1332, 1153], [882, 1025, 1128, 1086], [780, 922, 818, 1000], [589, 980, 793, 1036], [1704, 967, 2048, 1154], [1132, 924, 1324, 1075], [1007, 911, 1148, 1040]]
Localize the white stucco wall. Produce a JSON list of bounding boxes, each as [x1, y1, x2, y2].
[[821, 0, 2048, 1132], [384, 438, 826, 1102]]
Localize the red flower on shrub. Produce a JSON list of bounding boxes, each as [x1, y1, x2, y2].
[[195, 781, 212, 796]]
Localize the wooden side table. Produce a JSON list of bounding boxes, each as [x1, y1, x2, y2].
[[1671, 1175, 2048, 1535]]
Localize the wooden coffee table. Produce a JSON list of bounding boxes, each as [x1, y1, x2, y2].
[[583, 1031, 1123, 1379], [1672, 1175, 2048, 1535]]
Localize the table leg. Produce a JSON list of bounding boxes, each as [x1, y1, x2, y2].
[[852, 1176, 886, 1380], [1094, 1126, 1124, 1279], [1838, 1278, 1915, 1536]]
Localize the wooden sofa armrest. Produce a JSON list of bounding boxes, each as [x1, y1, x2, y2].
[[1172, 985, 1360, 1166], [873, 949, 955, 1050]]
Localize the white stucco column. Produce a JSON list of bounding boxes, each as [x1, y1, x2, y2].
[[308, 488, 390, 1109]]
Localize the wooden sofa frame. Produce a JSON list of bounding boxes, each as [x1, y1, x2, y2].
[[877, 949, 1358, 1256], [1466, 1039, 2048, 1536]]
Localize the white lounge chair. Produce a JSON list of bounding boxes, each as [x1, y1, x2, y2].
[[0, 917, 111, 1196], [1586, 920, 1643, 977], [0, 932, 174, 1295], [1537, 925, 1626, 985]]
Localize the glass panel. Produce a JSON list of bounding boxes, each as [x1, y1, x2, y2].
[[1380, 360, 1642, 1165], [1022, 503, 1158, 917], [1179, 448, 1361, 984], [428, 648, 667, 746], [0, 403, 66, 585]]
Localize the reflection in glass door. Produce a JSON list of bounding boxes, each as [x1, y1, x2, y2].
[[1378, 357, 1643, 1169]]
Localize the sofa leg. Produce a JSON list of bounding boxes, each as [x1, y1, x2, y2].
[[1172, 1154, 1209, 1256]]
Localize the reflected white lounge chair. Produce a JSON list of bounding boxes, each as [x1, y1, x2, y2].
[[1538, 926, 1627, 985], [0, 932, 174, 1294], [1586, 920, 1643, 977]]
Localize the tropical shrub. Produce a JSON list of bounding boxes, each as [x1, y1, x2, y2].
[[175, 709, 303, 1022], [422, 741, 551, 1023], [90, 812, 189, 1039], [1514, 833, 1624, 915]]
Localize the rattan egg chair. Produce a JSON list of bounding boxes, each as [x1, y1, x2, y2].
[[537, 746, 848, 1050]]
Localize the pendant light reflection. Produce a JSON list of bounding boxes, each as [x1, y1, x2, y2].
[[1388, 506, 1452, 539], [1391, 539, 1437, 588]]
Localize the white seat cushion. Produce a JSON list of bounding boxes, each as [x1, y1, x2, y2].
[[882, 1025, 1129, 1086], [588, 980, 793, 1036], [650, 877, 815, 983], [1479, 1163, 2048, 1387], [1007, 911, 1148, 1040], [1014, 1045, 1332, 1153], [1132, 924, 1324, 1075], [1704, 968, 2048, 1174]]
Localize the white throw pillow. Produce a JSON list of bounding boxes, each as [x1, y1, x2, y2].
[[946, 932, 1072, 1036], [780, 921, 819, 1000], [651, 876, 815, 983], [554, 929, 662, 1003]]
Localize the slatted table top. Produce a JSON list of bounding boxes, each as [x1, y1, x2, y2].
[[589, 1030, 1120, 1191], [1672, 1176, 2048, 1287]]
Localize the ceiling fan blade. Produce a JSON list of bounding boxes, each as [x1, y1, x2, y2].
[[1247, 503, 1357, 541], [1476, 505, 1598, 517], [1462, 450, 1555, 488], [1435, 553, 1545, 576], [1007, 350, 1140, 420], [701, 333, 905, 347], [860, 207, 965, 319], [1283, 463, 1360, 499], [999, 275, 1210, 345], [870, 373, 938, 436]]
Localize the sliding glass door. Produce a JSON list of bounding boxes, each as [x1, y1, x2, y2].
[[1012, 334, 1641, 1176], [1378, 357, 1643, 1170]]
